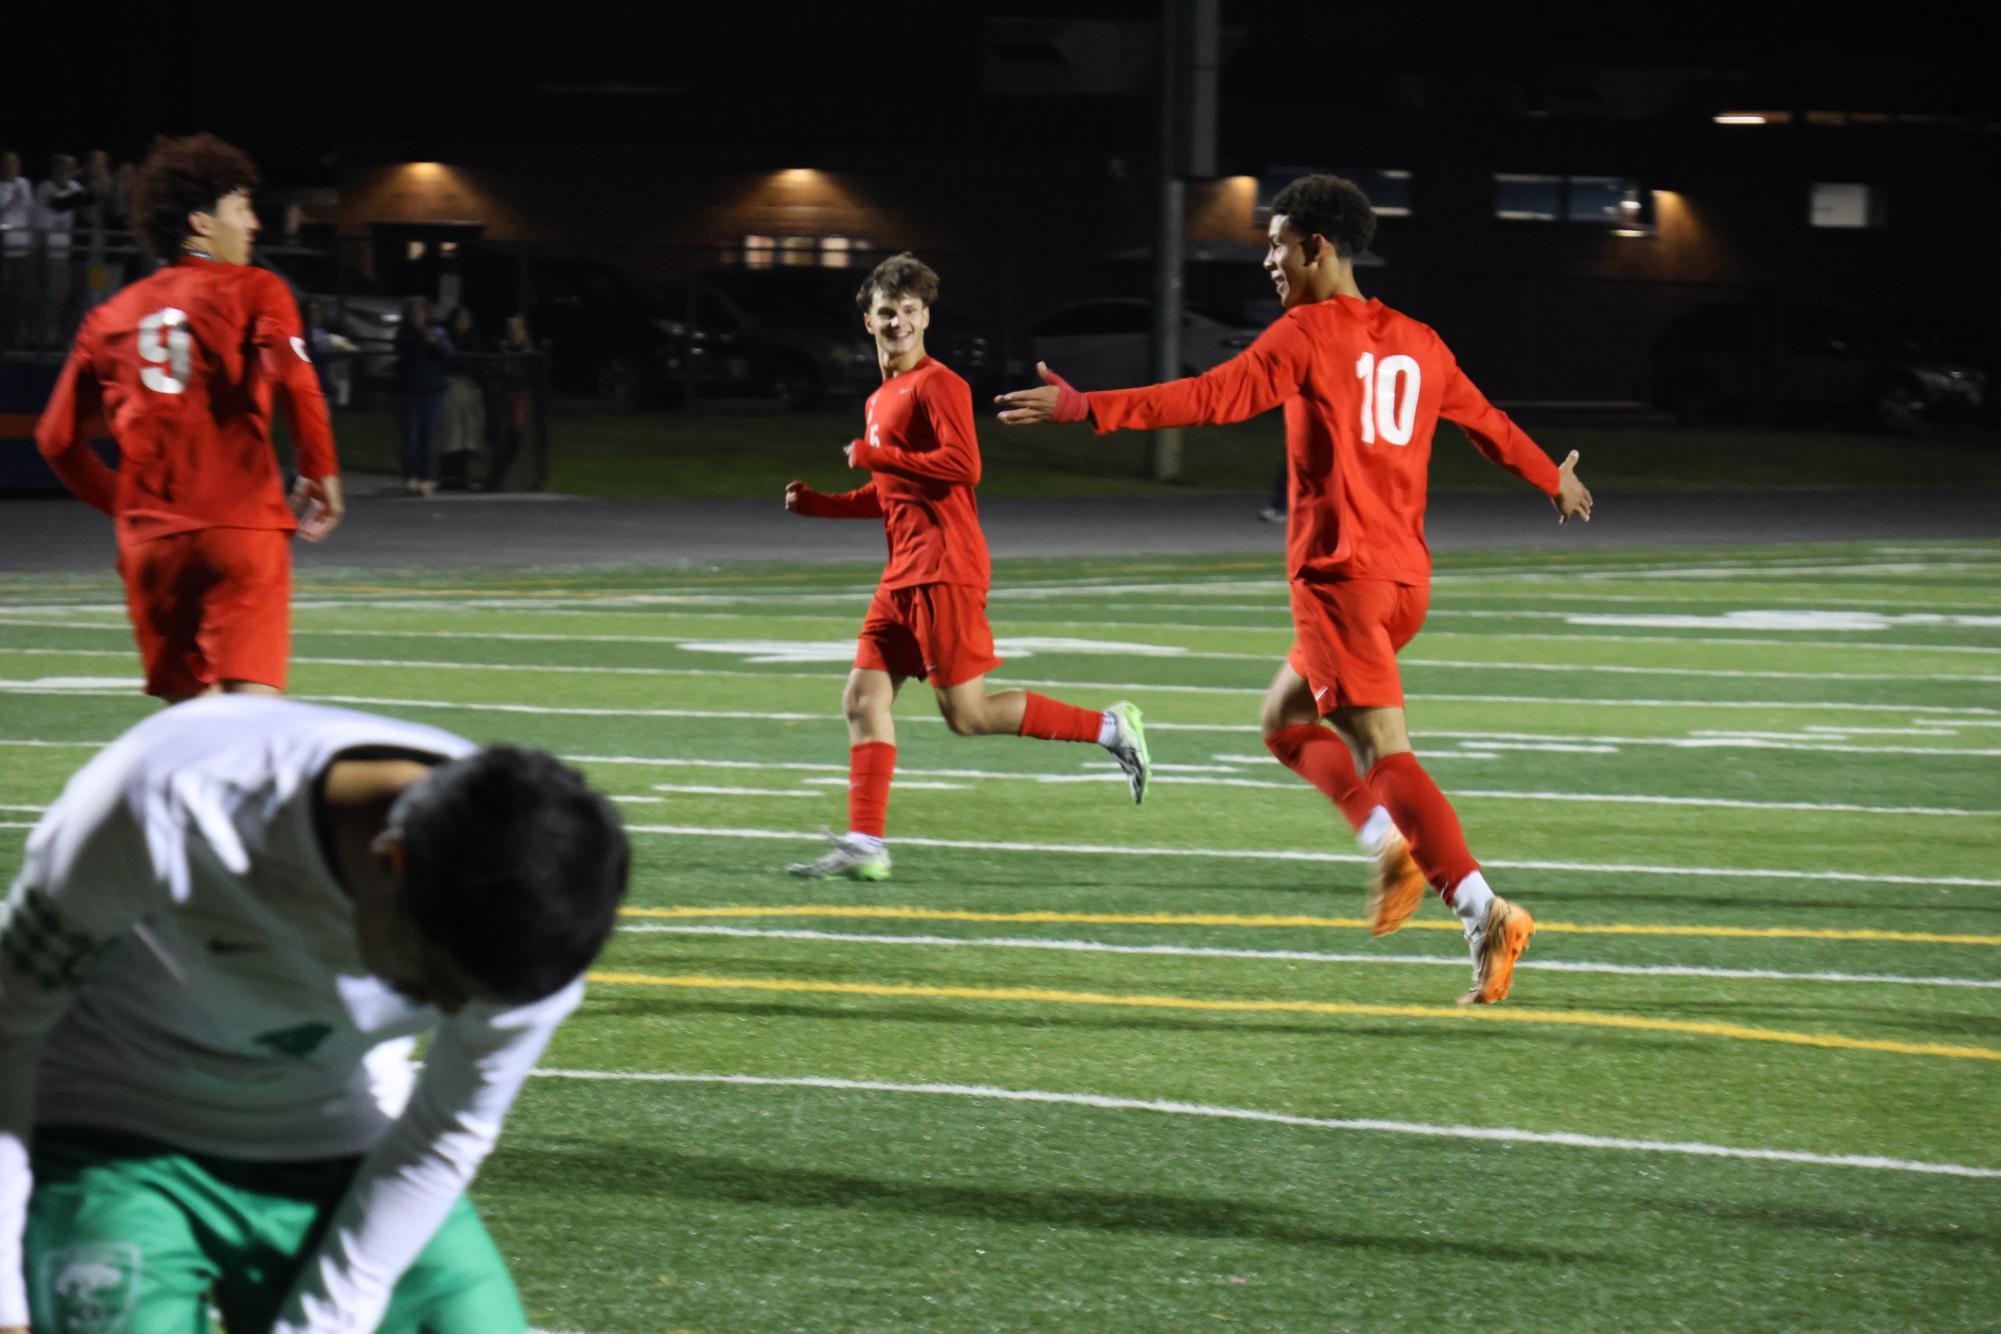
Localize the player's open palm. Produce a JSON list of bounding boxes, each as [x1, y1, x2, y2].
[[1552, 450, 1592, 525], [995, 362, 1088, 426]]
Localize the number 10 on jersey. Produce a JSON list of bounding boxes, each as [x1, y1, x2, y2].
[[1355, 352, 1419, 446]]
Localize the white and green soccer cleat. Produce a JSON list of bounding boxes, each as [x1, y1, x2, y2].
[[1104, 700, 1152, 804], [786, 831, 892, 881]]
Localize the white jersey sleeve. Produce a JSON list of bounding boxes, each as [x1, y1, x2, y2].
[[2, 696, 479, 1331], [273, 980, 581, 1334], [0, 728, 175, 1328]]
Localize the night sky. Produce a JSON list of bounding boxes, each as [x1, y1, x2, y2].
[[10, 3, 1990, 180]]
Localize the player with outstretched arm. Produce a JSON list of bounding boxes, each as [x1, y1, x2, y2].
[[997, 175, 1593, 1004], [783, 252, 1151, 881], [0, 697, 630, 1333], [35, 133, 344, 705]]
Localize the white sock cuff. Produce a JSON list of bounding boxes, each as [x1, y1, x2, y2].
[[1357, 806, 1396, 854], [1450, 870, 1494, 924]]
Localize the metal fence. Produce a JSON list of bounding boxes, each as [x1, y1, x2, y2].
[[5, 228, 1991, 437]]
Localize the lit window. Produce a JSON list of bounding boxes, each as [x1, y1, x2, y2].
[[1495, 174, 1655, 234], [820, 236, 852, 269], [1809, 183, 1883, 229], [1254, 167, 1413, 220], [779, 236, 816, 268], [742, 235, 775, 270], [1494, 173, 1562, 221]]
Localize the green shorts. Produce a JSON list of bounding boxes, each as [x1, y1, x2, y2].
[[25, 1126, 526, 1334]]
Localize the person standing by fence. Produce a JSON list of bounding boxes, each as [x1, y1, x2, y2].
[[486, 313, 534, 491], [438, 306, 486, 490], [392, 297, 449, 497], [0, 151, 34, 350]]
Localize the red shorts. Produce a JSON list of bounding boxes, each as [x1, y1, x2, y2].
[[854, 582, 1002, 688], [117, 528, 292, 698], [1287, 577, 1429, 714]]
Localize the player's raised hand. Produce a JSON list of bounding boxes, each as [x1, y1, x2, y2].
[[995, 362, 1088, 426], [1552, 449, 1592, 525], [784, 479, 814, 513], [292, 473, 345, 541]]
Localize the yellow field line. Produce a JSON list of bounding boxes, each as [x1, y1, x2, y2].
[[585, 971, 2001, 1063], [618, 904, 2001, 947]]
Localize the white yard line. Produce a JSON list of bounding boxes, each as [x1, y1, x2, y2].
[[9, 635, 1999, 686], [622, 924, 2001, 989], [525, 1069, 2001, 1180], [613, 821, 2001, 887], [8, 804, 1988, 883], [6, 759, 1974, 816], [3, 679, 1989, 721], [9, 606, 2001, 658]]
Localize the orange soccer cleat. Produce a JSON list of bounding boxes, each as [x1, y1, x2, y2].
[[1459, 896, 1535, 1005], [1365, 832, 1428, 937]]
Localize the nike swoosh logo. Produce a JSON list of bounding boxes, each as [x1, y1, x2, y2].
[[1313, 686, 1331, 701]]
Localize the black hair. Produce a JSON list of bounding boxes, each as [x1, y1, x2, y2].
[[1270, 174, 1377, 261], [128, 133, 261, 259], [856, 251, 939, 311], [396, 746, 630, 1003]]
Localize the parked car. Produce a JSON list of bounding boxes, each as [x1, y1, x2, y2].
[[449, 253, 1001, 410], [453, 250, 688, 408], [256, 245, 404, 382], [1650, 303, 1988, 433], [699, 266, 1001, 406], [1015, 298, 1262, 392]]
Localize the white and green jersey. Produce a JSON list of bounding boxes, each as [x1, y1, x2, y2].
[[0, 697, 583, 1333]]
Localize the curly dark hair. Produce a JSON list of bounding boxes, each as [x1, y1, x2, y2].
[[1270, 174, 1377, 260], [128, 133, 261, 259], [394, 745, 632, 1003], [856, 251, 940, 311]]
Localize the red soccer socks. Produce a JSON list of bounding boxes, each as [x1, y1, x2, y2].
[[848, 741, 896, 839], [1365, 750, 1480, 898], [1265, 723, 1380, 831], [1018, 692, 1103, 743]]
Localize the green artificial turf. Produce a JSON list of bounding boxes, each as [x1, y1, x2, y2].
[[312, 404, 2001, 500], [2, 540, 1997, 1331]]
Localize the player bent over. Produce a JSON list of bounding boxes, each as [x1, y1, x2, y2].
[[783, 252, 1149, 881], [0, 697, 630, 1333], [36, 133, 344, 705], [998, 175, 1593, 1004]]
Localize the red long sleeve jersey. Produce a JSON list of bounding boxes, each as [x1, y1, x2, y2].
[[804, 357, 992, 591], [35, 256, 339, 547], [1087, 295, 1560, 585]]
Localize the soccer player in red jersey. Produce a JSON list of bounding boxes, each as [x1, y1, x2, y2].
[[997, 175, 1593, 1004], [35, 133, 342, 705], [782, 253, 1150, 880]]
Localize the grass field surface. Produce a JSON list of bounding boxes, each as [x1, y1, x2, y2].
[[1, 539, 1997, 1330], [316, 405, 2001, 500]]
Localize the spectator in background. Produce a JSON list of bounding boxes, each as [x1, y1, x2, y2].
[[392, 296, 450, 497], [487, 313, 534, 492], [0, 150, 34, 349], [32, 153, 85, 347], [439, 305, 486, 490], [112, 161, 147, 286], [76, 149, 123, 313], [303, 297, 359, 407]]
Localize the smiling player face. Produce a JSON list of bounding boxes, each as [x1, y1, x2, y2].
[[863, 286, 930, 371], [1263, 213, 1318, 310]]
